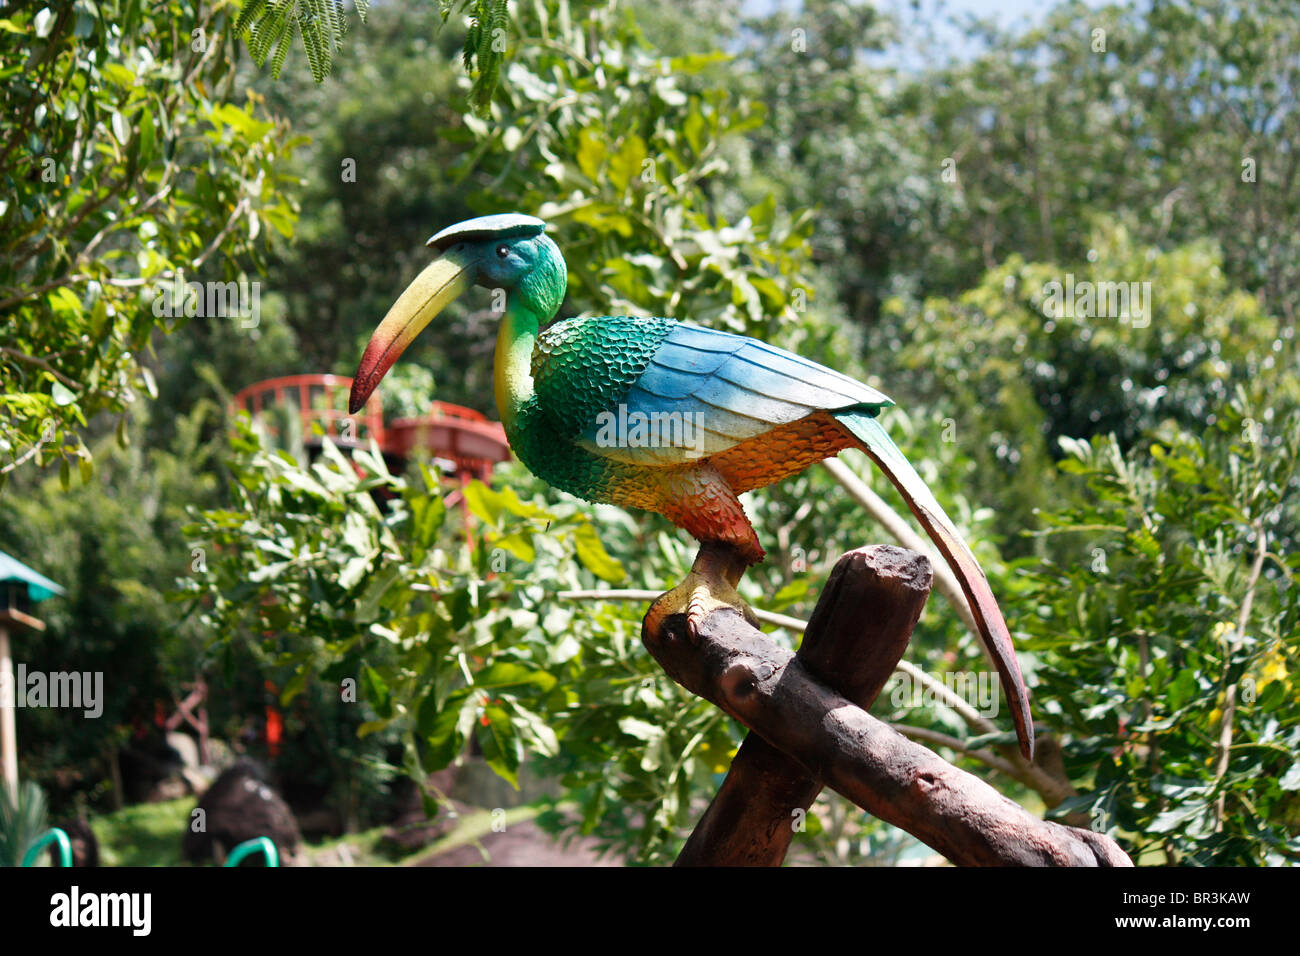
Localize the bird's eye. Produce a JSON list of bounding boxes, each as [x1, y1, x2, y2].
[[496, 244, 510, 259]]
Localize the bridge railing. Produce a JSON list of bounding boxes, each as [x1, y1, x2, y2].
[[230, 375, 511, 482]]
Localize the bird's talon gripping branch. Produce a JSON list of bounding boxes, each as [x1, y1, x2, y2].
[[644, 543, 758, 641]]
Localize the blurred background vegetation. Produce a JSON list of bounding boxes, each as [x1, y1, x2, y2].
[[1, 0, 1296, 865]]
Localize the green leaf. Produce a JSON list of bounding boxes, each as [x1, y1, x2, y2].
[[463, 480, 504, 526], [474, 661, 557, 693], [50, 381, 76, 406], [361, 665, 391, 718], [448, 587, 474, 631], [101, 63, 135, 86], [510, 701, 559, 756], [576, 128, 607, 181], [770, 578, 811, 610], [494, 530, 535, 563], [748, 193, 776, 230], [608, 134, 648, 193], [357, 718, 393, 738], [421, 688, 469, 771], [496, 485, 554, 519], [409, 491, 447, 548], [1148, 801, 1210, 834], [572, 521, 625, 582], [281, 670, 309, 706], [355, 564, 402, 623], [569, 203, 635, 237], [683, 108, 707, 156], [476, 705, 520, 788], [1166, 669, 1196, 711], [618, 717, 663, 742]]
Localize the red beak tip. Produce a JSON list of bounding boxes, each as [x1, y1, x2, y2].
[[348, 383, 368, 415]]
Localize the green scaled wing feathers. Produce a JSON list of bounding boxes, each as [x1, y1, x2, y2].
[[530, 316, 677, 437]]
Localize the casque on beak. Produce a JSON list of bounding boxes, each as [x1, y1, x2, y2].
[[348, 250, 473, 414]]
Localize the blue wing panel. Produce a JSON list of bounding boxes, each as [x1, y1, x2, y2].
[[647, 340, 737, 375], [577, 322, 892, 465], [632, 362, 714, 400]]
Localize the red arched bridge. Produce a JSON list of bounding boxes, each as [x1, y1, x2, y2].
[[230, 374, 511, 485]]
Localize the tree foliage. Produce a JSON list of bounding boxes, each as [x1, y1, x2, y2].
[[462, 1, 814, 342], [1025, 396, 1299, 864], [235, 0, 371, 82], [233, 0, 510, 113], [878, 222, 1296, 542], [181, 422, 738, 860], [0, 0, 300, 485]]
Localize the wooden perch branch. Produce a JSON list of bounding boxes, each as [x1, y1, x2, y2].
[[675, 545, 925, 866], [561, 584, 1078, 806], [643, 545, 1132, 867]]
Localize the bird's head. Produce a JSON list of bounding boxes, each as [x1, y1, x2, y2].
[[349, 213, 565, 414]]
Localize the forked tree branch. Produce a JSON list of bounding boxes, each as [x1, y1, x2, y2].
[[643, 545, 1131, 867]]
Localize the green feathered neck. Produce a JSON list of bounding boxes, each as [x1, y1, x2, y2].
[[494, 298, 541, 432], [493, 235, 566, 431]]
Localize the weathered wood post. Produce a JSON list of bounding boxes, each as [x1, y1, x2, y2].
[[642, 544, 1131, 867]]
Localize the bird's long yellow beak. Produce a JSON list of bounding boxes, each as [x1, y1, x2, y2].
[[349, 253, 473, 414]]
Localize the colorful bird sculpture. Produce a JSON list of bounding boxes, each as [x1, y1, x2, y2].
[[349, 213, 1034, 759]]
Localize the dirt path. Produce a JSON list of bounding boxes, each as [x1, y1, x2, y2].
[[415, 817, 621, 867]]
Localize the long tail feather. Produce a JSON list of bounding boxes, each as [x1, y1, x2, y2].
[[836, 410, 1034, 759]]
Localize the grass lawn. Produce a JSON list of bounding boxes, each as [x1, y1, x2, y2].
[[92, 798, 197, 867]]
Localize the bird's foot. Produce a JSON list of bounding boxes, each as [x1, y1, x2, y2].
[[644, 542, 759, 642]]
